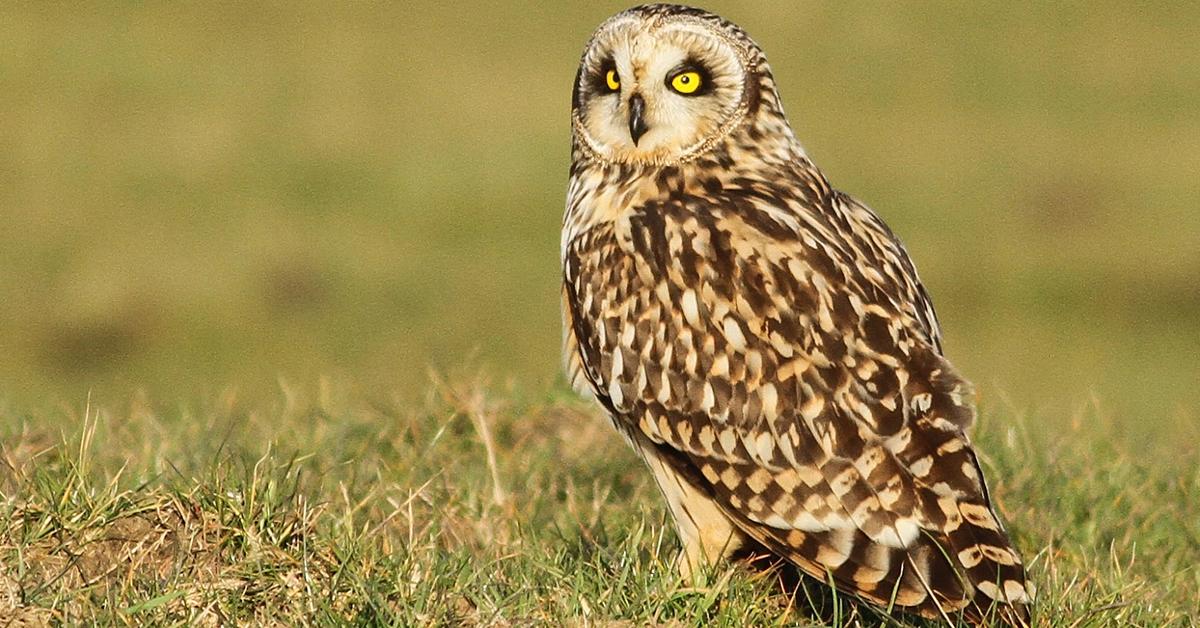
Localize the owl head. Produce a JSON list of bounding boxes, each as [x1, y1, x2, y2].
[[571, 4, 797, 167]]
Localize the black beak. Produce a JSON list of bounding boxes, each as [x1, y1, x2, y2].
[[628, 93, 648, 145]]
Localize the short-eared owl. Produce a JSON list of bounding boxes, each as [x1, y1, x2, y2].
[[561, 4, 1031, 625]]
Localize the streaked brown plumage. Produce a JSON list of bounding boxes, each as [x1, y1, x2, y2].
[[561, 4, 1032, 624]]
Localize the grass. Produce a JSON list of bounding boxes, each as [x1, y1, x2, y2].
[[1, 379, 1195, 625]]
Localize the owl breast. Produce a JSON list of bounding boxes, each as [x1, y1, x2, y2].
[[563, 190, 873, 449], [566, 175, 897, 407]]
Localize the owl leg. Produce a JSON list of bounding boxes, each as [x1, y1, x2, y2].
[[641, 447, 744, 583]]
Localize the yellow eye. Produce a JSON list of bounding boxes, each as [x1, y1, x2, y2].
[[605, 69, 620, 92], [671, 71, 702, 94]]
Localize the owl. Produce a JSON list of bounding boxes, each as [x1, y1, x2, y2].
[[561, 4, 1031, 625]]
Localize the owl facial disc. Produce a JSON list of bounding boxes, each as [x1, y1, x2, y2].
[[571, 15, 757, 165]]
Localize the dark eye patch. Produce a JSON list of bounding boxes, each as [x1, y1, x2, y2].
[[590, 58, 620, 94], [665, 59, 714, 96]]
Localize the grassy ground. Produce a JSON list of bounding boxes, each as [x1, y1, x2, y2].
[[1, 1, 1197, 625], [1, 381, 1196, 625]]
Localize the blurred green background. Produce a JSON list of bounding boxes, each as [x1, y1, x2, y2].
[[1, 2, 1197, 424]]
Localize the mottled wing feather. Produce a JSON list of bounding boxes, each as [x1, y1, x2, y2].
[[562, 285, 594, 396], [564, 184, 1030, 620], [833, 192, 944, 354]]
